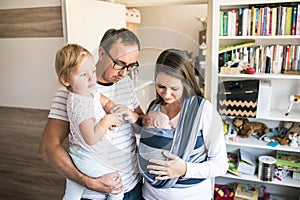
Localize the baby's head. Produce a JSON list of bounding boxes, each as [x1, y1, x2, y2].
[[142, 111, 172, 129]]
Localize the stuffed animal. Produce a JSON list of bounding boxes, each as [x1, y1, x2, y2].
[[232, 117, 269, 138], [278, 122, 300, 145]]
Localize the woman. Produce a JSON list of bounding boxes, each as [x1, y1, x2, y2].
[[138, 48, 228, 200]]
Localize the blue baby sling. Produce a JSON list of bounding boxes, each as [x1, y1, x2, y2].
[[138, 95, 207, 188]]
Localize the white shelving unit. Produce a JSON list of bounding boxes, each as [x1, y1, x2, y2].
[[206, 0, 300, 198]]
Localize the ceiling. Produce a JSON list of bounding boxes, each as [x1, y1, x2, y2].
[[119, 0, 208, 7]]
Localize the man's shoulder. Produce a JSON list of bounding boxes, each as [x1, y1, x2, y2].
[[118, 75, 132, 84]]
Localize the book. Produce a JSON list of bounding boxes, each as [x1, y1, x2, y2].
[[285, 6, 293, 35], [227, 152, 240, 176], [296, 4, 300, 35], [271, 7, 277, 36], [220, 11, 224, 36], [277, 5, 283, 35], [238, 8, 243, 36], [219, 41, 255, 53], [223, 12, 229, 36], [237, 149, 257, 175], [291, 5, 297, 35]]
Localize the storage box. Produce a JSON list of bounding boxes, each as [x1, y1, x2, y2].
[[218, 80, 259, 118]]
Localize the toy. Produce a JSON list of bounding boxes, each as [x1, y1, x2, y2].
[[277, 121, 293, 145], [285, 95, 300, 116], [224, 117, 238, 137], [286, 122, 300, 135], [278, 122, 300, 146], [289, 131, 299, 147], [232, 117, 269, 138]]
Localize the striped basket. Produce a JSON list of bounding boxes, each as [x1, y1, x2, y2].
[[218, 80, 259, 118]]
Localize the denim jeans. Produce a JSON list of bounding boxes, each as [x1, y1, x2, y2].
[[123, 179, 143, 200], [80, 179, 143, 200]]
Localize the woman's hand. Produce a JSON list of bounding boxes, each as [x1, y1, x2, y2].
[[147, 151, 187, 180]]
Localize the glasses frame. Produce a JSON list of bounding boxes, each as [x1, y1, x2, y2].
[[103, 48, 139, 72]]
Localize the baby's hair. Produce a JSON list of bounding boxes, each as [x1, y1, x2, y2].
[[55, 44, 92, 91]]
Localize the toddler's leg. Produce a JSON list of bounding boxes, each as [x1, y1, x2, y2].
[[63, 178, 85, 200]]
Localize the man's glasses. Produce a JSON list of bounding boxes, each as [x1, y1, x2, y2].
[[104, 48, 139, 72]]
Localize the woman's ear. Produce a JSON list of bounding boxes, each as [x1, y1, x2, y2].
[[59, 75, 70, 87]]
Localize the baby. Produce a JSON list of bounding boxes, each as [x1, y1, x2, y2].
[[142, 111, 172, 129]]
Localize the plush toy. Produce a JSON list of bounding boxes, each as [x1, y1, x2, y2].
[[232, 117, 269, 138], [289, 131, 299, 147], [278, 122, 300, 145]]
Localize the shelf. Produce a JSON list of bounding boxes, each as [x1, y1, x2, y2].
[[219, 73, 300, 80], [220, 172, 300, 188], [256, 108, 300, 122], [218, 0, 298, 7], [219, 35, 300, 40], [226, 135, 300, 153]]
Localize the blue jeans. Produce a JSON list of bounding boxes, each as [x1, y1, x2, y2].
[[123, 179, 143, 200], [80, 179, 143, 200]]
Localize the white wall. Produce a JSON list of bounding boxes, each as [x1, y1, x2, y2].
[[136, 4, 207, 81], [0, 0, 63, 109], [0, 0, 125, 110], [0, 1, 207, 109]]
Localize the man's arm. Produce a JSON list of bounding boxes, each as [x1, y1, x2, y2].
[[39, 118, 122, 194]]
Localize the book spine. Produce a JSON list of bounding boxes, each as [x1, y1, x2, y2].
[[281, 7, 287, 35], [242, 8, 248, 36], [272, 7, 277, 36], [297, 5, 300, 35], [232, 9, 238, 36], [238, 8, 243, 36], [220, 11, 224, 36], [262, 7, 267, 36], [223, 12, 228, 36], [285, 7, 293, 35], [257, 7, 262, 36], [252, 7, 257, 36], [292, 6, 297, 35], [277, 6, 282, 35]]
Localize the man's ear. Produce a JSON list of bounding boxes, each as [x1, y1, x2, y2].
[[98, 47, 105, 60], [59, 75, 70, 87]]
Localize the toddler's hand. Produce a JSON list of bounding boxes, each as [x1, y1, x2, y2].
[[112, 104, 138, 124]]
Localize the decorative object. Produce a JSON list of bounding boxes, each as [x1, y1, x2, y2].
[[232, 117, 269, 138]]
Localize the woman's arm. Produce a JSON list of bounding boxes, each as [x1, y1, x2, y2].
[[184, 101, 228, 178]]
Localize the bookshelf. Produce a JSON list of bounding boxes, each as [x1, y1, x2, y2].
[[206, 0, 300, 198]]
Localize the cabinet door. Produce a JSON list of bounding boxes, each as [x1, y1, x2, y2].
[[62, 0, 126, 52]]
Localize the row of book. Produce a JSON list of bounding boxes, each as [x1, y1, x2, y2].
[[220, 4, 300, 36], [219, 44, 300, 74]]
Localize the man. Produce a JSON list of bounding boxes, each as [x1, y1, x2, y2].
[[39, 28, 144, 200]]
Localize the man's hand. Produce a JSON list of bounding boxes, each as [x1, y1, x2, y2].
[[83, 172, 123, 194], [112, 104, 138, 124]]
